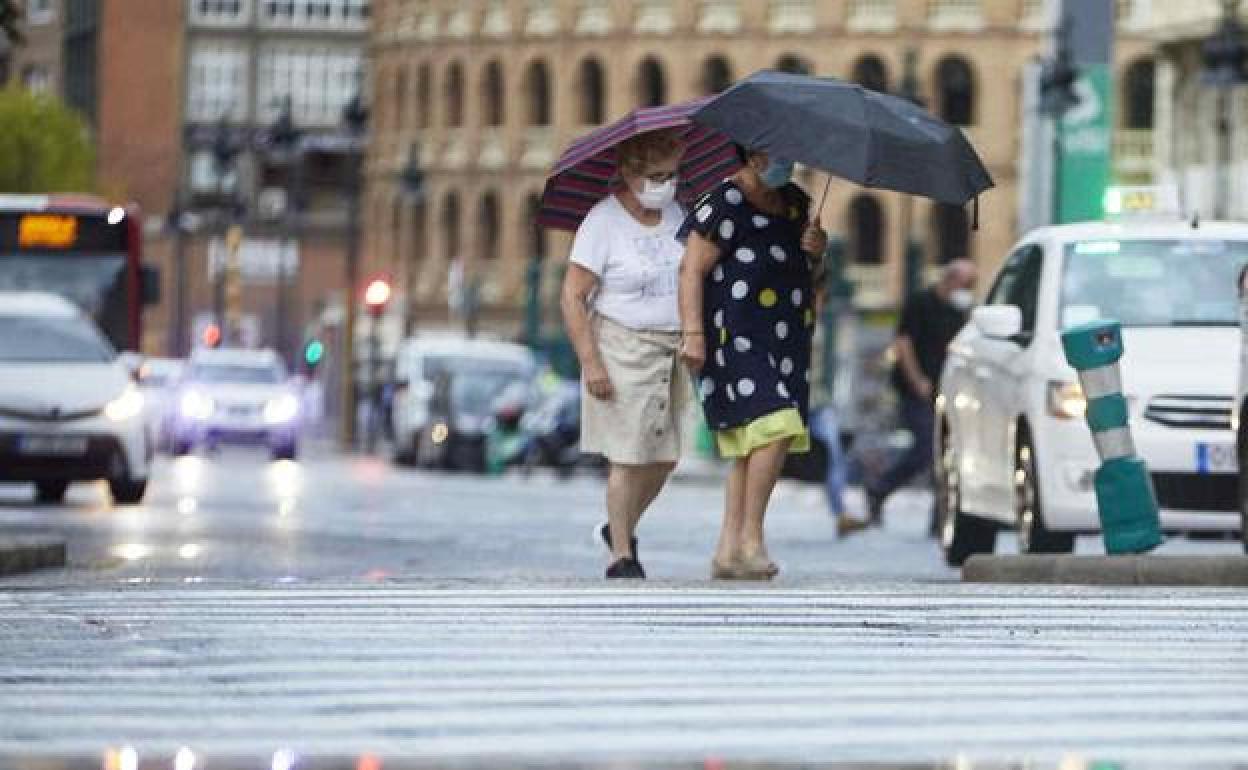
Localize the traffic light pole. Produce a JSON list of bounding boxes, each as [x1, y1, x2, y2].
[[340, 155, 361, 450]]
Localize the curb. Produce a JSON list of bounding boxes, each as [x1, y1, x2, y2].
[[963, 554, 1248, 586], [0, 536, 67, 577]]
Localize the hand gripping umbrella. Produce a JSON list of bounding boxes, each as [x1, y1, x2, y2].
[[537, 97, 741, 232], [692, 70, 995, 225]]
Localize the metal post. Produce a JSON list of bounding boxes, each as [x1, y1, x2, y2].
[[365, 309, 381, 454], [898, 48, 925, 300], [168, 201, 189, 357], [1217, 85, 1232, 220], [339, 92, 368, 450], [524, 256, 542, 348]]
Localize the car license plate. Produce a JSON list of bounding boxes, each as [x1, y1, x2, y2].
[[229, 406, 253, 417], [1195, 442, 1237, 474], [18, 436, 88, 456]]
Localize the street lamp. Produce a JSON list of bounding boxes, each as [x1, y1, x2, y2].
[[363, 277, 392, 454], [897, 47, 925, 301], [164, 193, 196, 357], [1040, 15, 1080, 226], [268, 96, 302, 366], [1202, 0, 1248, 220], [397, 145, 425, 335], [210, 114, 240, 332], [339, 90, 369, 450]]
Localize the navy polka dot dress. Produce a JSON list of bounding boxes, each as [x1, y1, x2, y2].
[[678, 180, 814, 432]]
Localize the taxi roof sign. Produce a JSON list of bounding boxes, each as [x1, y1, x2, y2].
[[1103, 185, 1181, 220]]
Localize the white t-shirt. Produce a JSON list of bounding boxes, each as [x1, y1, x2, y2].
[[568, 195, 685, 332]]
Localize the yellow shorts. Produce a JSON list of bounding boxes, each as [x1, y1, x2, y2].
[[715, 408, 811, 459]]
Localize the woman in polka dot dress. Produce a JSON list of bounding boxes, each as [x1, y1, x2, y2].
[[677, 145, 828, 580]]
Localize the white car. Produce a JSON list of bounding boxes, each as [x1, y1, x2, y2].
[[171, 348, 301, 460], [391, 334, 536, 471], [937, 219, 1247, 564], [136, 357, 185, 450], [0, 292, 150, 504]]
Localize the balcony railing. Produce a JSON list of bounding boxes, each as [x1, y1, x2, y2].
[[481, 1, 511, 37], [635, 0, 675, 34], [479, 129, 507, 170], [846, 0, 897, 32], [1114, 129, 1155, 178], [928, 0, 985, 31], [575, 0, 613, 35], [520, 128, 556, 170], [769, 0, 816, 33], [525, 0, 560, 36], [847, 265, 891, 309], [698, 0, 741, 34]]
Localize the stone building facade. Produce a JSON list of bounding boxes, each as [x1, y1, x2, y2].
[[366, 0, 1159, 330]]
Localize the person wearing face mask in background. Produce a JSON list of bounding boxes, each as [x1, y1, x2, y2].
[[560, 129, 689, 580], [860, 258, 978, 536]]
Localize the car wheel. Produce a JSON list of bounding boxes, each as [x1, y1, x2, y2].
[[173, 438, 194, 456], [1015, 430, 1076, 555], [271, 442, 298, 462], [937, 424, 997, 567], [34, 480, 69, 505], [109, 477, 148, 505]]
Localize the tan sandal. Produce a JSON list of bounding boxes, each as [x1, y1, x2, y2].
[[711, 558, 747, 580], [738, 553, 780, 580]]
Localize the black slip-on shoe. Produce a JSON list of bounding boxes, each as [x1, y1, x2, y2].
[[605, 557, 646, 579], [598, 523, 640, 560]]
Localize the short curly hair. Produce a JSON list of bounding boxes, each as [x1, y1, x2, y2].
[[616, 129, 684, 177]]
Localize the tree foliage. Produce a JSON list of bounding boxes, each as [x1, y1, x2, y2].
[[0, 88, 94, 193], [1, 0, 21, 46]]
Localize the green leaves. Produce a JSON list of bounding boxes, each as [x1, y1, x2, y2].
[[0, 88, 95, 193], [1, 0, 22, 45]]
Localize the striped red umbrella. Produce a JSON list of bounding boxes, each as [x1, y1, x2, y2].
[[537, 97, 741, 232]]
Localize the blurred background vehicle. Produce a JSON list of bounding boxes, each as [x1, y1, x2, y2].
[[136, 357, 185, 451], [391, 335, 536, 472], [0, 292, 150, 505], [172, 348, 302, 461]]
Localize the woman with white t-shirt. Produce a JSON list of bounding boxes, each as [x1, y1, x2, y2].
[[560, 129, 689, 580]]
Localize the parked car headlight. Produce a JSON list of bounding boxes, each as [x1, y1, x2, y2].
[[263, 394, 300, 425], [105, 386, 145, 422], [180, 390, 215, 420], [1047, 381, 1087, 420]]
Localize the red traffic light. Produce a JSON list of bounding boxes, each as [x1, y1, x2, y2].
[[201, 323, 222, 348], [364, 278, 392, 310]]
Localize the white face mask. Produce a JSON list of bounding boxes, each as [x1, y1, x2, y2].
[[635, 178, 677, 211], [949, 288, 975, 311]]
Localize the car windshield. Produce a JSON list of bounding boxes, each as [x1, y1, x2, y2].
[[451, 372, 528, 416], [1061, 239, 1248, 328], [423, 353, 531, 380], [189, 362, 284, 384], [0, 315, 115, 363]]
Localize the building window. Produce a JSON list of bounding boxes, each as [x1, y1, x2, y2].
[[851, 54, 889, 93], [579, 57, 606, 124], [935, 56, 975, 126], [416, 62, 431, 129], [847, 0, 896, 31], [260, 0, 369, 27], [928, 0, 982, 30], [702, 55, 733, 95], [480, 191, 500, 261], [932, 203, 969, 264], [191, 0, 249, 24], [187, 44, 249, 122], [445, 60, 464, 127], [637, 56, 667, 107], [21, 64, 51, 94], [849, 195, 884, 265], [525, 59, 552, 125], [443, 192, 461, 260], [256, 45, 363, 126], [525, 193, 548, 260], [775, 54, 812, 75], [481, 60, 505, 127], [1123, 58, 1155, 130], [26, 0, 54, 24]]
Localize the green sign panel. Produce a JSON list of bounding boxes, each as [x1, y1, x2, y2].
[[1057, 65, 1114, 224]]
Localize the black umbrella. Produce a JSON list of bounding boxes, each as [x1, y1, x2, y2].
[[693, 70, 994, 219]]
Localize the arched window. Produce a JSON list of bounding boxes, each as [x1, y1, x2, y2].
[[932, 203, 970, 264], [849, 195, 885, 266], [851, 54, 889, 94], [579, 57, 606, 124], [482, 59, 505, 127], [442, 192, 461, 260], [702, 55, 734, 95], [445, 61, 464, 127], [1123, 58, 1155, 130], [480, 191, 501, 262], [637, 56, 667, 107], [525, 193, 548, 261], [935, 56, 975, 126], [525, 59, 552, 126], [775, 54, 812, 75], [416, 62, 431, 129]]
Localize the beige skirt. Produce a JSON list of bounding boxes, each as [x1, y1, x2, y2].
[[581, 315, 691, 465]]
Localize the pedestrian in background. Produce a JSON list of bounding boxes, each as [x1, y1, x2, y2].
[[678, 145, 828, 580], [865, 259, 977, 534], [560, 129, 690, 580]]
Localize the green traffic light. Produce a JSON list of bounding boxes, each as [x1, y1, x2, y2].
[[304, 339, 325, 365]]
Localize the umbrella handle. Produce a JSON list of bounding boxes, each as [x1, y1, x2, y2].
[[816, 175, 833, 221]]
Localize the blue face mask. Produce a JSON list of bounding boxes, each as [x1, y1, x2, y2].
[[759, 158, 794, 189]]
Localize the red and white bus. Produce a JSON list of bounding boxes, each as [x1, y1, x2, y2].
[[0, 194, 159, 352]]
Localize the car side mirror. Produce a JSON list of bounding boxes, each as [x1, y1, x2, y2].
[[972, 305, 1023, 341], [141, 264, 161, 306]]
